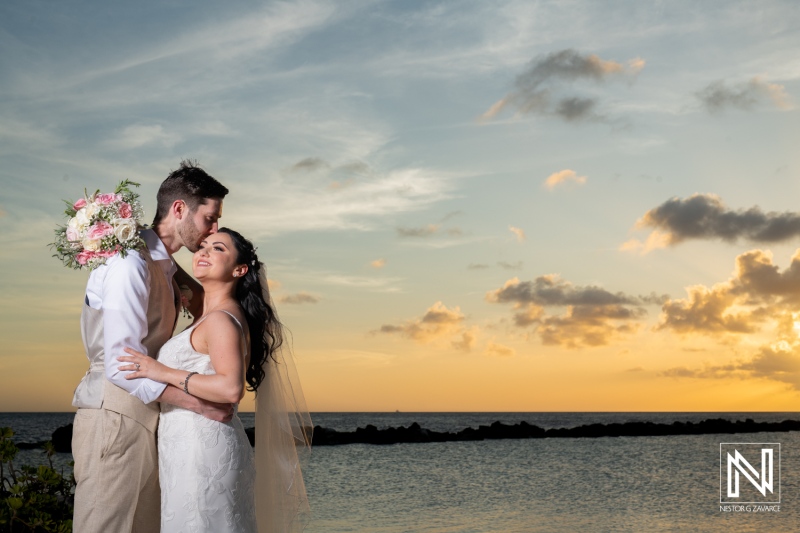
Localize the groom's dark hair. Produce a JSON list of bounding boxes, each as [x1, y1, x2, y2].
[[152, 159, 229, 227]]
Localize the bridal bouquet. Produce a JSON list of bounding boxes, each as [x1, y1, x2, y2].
[[51, 180, 146, 270]]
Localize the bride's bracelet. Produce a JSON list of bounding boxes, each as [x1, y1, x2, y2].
[[180, 371, 199, 394]]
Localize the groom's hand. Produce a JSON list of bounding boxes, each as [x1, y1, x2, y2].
[[159, 385, 234, 422], [198, 399, 236, 423]]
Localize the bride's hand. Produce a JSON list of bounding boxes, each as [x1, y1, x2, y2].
[[118, 348, 171, 383]]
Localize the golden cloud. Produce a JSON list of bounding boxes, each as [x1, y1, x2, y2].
[[544, 169, 587, 191], [452, 327, 479, 352], [487, 275, 653, 348], [661, 338, 800, 390], [485, 341, 515, 357], [376, 301, 466, 344], [509, 225, 526, 242], [658, 249, 800, 336], [279, 292, 319, 305]]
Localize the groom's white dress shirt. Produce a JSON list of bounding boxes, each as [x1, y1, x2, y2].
[[83, 229, 175, 404]]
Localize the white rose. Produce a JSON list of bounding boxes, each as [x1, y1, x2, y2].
[[82, 236, 101, 252], [84, 202, 99, 219], [66, 225, 80, 242], [113, 218, 137, 243], [75, 208, 91, 229], [67, 217, 83, 240]]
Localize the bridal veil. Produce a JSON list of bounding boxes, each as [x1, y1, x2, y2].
[[254, 269, 313, 532]]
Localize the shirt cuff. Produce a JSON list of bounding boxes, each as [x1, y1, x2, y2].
[[131, 379, 168, 404]]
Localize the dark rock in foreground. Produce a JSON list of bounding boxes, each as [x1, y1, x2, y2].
[[51, 423, 73, 453], [17, 418, 800, 452]]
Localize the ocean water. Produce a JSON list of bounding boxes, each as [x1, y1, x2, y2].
[[2, 412, 798, 532]]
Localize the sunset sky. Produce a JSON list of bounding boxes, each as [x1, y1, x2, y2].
[[2, 1, 800, 412]]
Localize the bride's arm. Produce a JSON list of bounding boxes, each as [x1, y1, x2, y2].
[[118, 313, 245, 404], [159, 385, 235, 422]]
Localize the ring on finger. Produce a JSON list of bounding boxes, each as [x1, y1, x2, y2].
[[135, 363, 141, 370]]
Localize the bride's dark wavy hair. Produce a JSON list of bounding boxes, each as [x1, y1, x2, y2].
[[218, 227, 283, 392]]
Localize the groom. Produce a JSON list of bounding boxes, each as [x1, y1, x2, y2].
[[71, 160, 230, 533]]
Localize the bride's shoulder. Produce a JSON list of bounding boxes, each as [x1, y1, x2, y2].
[[191, 309, 247, 357], [196, 308, 246, 334]]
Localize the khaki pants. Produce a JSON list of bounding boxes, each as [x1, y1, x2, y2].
[[72, 408, 160, 533]]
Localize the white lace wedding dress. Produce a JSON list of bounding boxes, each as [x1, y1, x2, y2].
[[157, 312, 256, 533]]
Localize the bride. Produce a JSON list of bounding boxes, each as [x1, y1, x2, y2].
[[118, 228, 311, 533]]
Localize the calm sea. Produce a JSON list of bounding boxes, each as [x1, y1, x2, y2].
[[2, 412, 797, 532]]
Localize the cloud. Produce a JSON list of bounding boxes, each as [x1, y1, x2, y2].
[[696, 77, 791, 113], [370, 258, 386, 269], [485, 341, 515, 357], [555, 97, 597, 121], [509, 225, 525, 241], [376, 301, 466, 344], [660, 339, 800, 390], [397, 224, 439, 237], [396, 222, 463, 239], [452, 327, 478, 352], [467, 263, 490, 270], [338, 160, 372, 175], [544, 169, 587, 190], [105, 124, 181, 150], [317, 273, 403, 292], [537, 305, 644, 348], [62, 2, 338, 101], [235, 166, 456, 237], [480, 49, 644, 123], [279, 292, 319, 305], [487, 275, 647, 307], [289, 157, 330, 173], [286, 157, 374, 191], [193, 121, 237, 137], [486, 275, 654, 348], [657, 284, 754, 335], [497, 261, 523, 270], [440, 211, 463, 222], [742, 343, 800, 388], [327, 160, 374, 189], [657, 249, 800, 336], [624, 194, 800, 253]]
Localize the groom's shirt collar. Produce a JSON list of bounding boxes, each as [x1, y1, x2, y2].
[[141, 228, 177, 280]]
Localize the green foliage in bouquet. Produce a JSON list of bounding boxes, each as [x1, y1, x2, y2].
[[0, 428, 74, 533]]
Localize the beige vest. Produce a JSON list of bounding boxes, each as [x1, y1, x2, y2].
[[72, 246, 180, 433]]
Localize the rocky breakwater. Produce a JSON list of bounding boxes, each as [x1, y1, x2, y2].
[[33, 418, 800, 452], [309, 418, 800, 446]]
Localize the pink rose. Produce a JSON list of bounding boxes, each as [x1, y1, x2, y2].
[[118, 202, 132, 218], [76, 250, 95, 265], [87, 221, 114, 240], [98, 247, 119, 259], [96, 193, 117, 205], [73, 198, 87, 210]]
